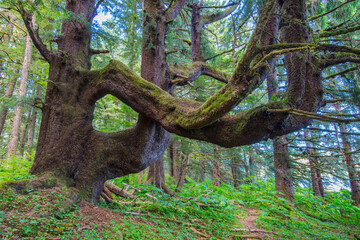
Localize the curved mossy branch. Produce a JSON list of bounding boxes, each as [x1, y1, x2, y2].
[[201, 3, 238, 25], [169, 62, 230, 85], [84, 0, 279, 131], [85, 60, 246, 130], [318, 25, 360, 38]]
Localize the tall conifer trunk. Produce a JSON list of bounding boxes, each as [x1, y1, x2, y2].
[[7, 31, 33, 157]]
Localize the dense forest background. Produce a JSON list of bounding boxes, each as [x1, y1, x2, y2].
[[0, 0, 360, 239]]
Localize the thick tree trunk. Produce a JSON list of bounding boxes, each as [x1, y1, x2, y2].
[[7, 32, 33, 157], [30, 0, 172, 202], [212, 145, 221, 187], [262, 0, 294, 204], [335, 103, 360, 205], [304, 129, 324, 197], [25, 0, 324, 203]]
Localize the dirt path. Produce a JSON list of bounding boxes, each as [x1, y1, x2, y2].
[[234, 207, 278, 240]]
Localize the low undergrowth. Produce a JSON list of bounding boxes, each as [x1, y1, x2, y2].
[[0, 159, 359, 239]]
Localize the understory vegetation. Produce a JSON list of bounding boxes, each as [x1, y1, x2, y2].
[[0, 157, 359, 240]]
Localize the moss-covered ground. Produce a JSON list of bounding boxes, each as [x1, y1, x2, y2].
[[0, 156, 359, 239]]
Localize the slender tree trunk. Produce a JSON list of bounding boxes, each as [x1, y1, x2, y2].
[[231, 156, 241, 188], [7, 31, 33, 157], [199, 158, 206, 182], [247, 149, 255, 183], [176, 153, 190, 191], [167, 139, 177, 178], [138, 171, 144, 185], [335, 103, 360, 205], [19, 109, 32, 156], [27, 87, 42, 150], [0, 76, 17, 138], [304, 129, 324, 197], [191, 1, 203, 62], [212, 145, 221, 187], [0, 16, 16, 137]]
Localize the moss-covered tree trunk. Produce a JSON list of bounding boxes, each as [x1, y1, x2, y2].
[[22, 0, 327, 202], [30, 0, 172, 201]]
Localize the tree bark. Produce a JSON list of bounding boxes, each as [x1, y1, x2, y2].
[[273, 136, 294, 203], [212, 145, 221, 187], [24, 0, 326, 202], [334, 102, 360, 205], [27, 87, 42, 150], [199, 158, 206, 182], [231, 156, 241, 188], [248, 149, 255, 183], [0, 76, 17, 138], [304, 129, 324, 197], [0, 15, 16, 137], [175, 153, 190, 191], [7, 30, 33, 157], [167, 139, 177, 178], [263, 0, 294, 204], [19, 109, 32, 156]]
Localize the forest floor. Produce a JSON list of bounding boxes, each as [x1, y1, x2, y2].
[[1, 173, 359, 239]]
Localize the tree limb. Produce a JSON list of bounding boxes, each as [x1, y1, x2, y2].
[[319, 25, 360, 38], [310, 0, 355, 21], [202, 3, 238, 25], [166, 0, 187, 21], [169, 61, 230, 85], [320, 54, 360, 68], [325, 66, 357, 79], [19, 9, 53, 62]]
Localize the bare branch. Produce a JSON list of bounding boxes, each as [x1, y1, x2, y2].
[[267, 108, 360, 123], [310, 0, 355, 21], [90, 49, 110, 55], [166, 0, 187, 21], [325, 66, 357, 79], [200, 1, 240, 9], [19, 9, 53, 62], [321, 54, 360, 68]]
